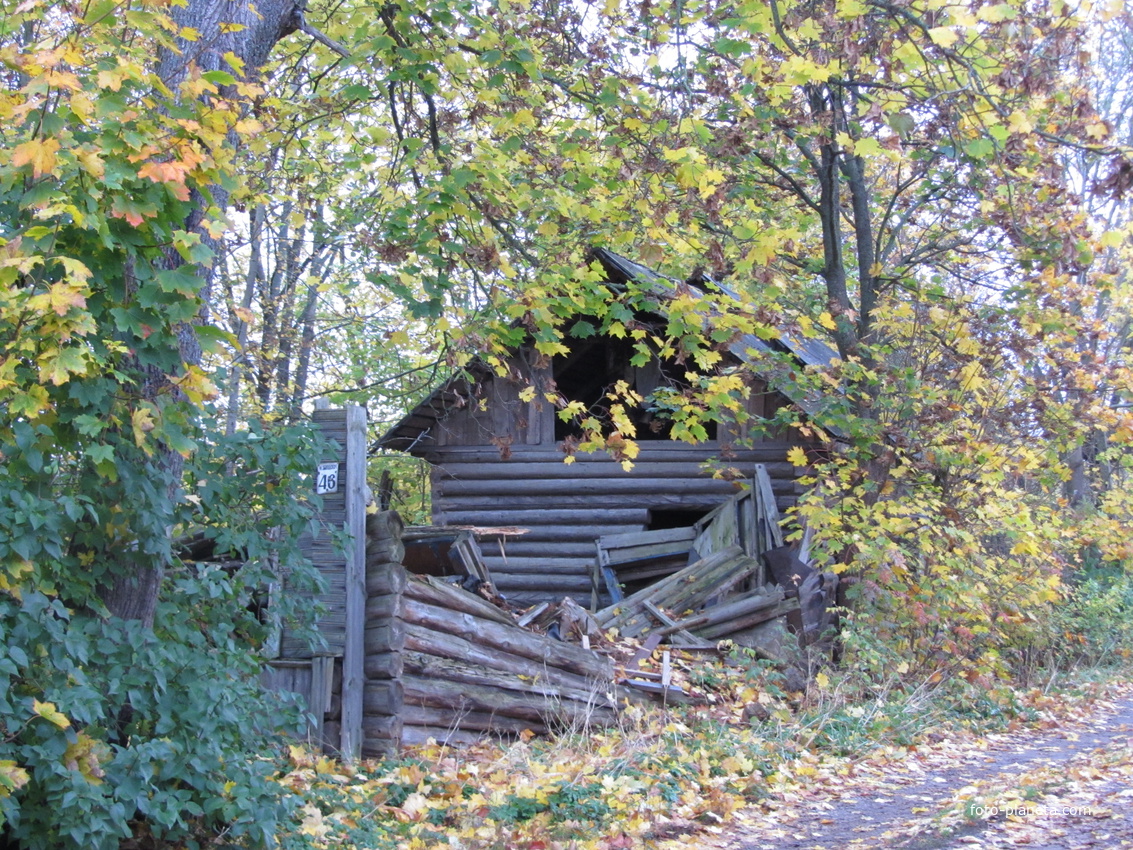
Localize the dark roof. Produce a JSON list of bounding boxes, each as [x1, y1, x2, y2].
[[376, 249, 839, 452]]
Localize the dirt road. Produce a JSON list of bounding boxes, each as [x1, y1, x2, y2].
[[680, 684, 1133, 850]]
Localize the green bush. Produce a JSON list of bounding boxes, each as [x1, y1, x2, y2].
[[0, 417, 332, 848], [1050, 565, 1133, 668]]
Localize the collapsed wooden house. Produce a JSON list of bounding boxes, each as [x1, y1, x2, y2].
[[264, 398, 837, 759], [378, 248, 837, 607]]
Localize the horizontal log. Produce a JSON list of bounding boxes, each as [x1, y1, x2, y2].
[[400, 599, 612, 680], [495, 541, 602, 559], [366, 539, 405, 564], [436, 508, 651, 526], [435, 461, 798, 481], [463, 524, 643, 543], [400, 725, 485, 748], [437, 477, 757, 498], [616, 562, 686, 583], [503, 590, 595, 607], [361, 712, 403, 739], [366, 563, 408, 597], [422, 442, 809, 464], [402, 648, 613, 707], [363, 680, 404, 716], [402, 575, 517, 627], [401, 675, 617, 727], [363, 620, 406, 655], [365, 593, 403, 621], [400, 704, 548, 736], [481, 556, 594, 575], [436, 493, 751, 512], [492, 573, 593, 593], [366, 510, 405, 541], [364, 651, 403, 680]]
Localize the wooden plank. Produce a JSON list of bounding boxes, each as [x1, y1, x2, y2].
[[641, 600, 702, 646], [493, 540, 605, 559], [340, 405, 367, 763], [467, 524, 645, 543], [615, 559, 688, 583], [602, 565, 623, 603], [696, 597, 800, 640], [309, 655, 334, 745]]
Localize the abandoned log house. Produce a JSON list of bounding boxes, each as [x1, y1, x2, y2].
[[377, 249, 837, 608]]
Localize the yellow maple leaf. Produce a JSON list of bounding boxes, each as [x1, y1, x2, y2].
[[33, 699, 70, 729], [12, 138, 60, 178], [786, 446, 808, 467]]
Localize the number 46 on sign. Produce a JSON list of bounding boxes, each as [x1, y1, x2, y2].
[[315, 462, 339, 494]]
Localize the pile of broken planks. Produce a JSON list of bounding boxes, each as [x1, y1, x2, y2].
[[594, 545, 800, 702], [591, 469, 835, 702]]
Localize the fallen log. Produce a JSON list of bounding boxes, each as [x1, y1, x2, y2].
[[695, 597, 800, 640], [402, 626, 604, 695], [401, 650, 615, 709], [401, 597, 612, 681]]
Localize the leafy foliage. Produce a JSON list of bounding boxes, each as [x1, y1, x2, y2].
[[0, 418, 331, 848]]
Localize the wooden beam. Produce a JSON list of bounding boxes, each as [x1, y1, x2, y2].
[[340, 404, 367, 763]]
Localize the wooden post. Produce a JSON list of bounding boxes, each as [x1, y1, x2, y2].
[[340, 405, 367, 762]]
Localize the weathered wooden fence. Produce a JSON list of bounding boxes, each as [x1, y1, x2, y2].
[[263, 403, 368, 761]]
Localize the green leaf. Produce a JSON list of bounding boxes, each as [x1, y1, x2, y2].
[[341, 84, 373, 100], [201, 70, 236, 86]]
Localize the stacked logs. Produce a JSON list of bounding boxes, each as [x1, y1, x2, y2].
[[363, 511, 618, 755]]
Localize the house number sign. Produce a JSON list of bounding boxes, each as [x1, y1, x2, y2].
[[315, 462, 339, 494]]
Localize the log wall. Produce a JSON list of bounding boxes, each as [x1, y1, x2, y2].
[[362, 510, 618, 755], [428, 442, 812, 606]]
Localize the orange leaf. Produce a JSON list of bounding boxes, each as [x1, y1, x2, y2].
[[12, 138, 60, 178]]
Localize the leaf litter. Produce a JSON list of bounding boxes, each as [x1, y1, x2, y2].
[[274, 658, 1133, 850]]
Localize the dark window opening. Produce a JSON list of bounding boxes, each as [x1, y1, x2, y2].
[[647, 508, 711, 531], [552, 338, 719, 442]]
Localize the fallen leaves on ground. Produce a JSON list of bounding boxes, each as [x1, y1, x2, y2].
[[274, 670, 1131, 850]]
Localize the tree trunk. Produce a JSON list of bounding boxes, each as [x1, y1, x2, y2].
[[99, 0, 305, 626]]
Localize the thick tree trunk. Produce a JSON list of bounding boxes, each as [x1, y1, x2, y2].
[[99, 0, 305, 625]]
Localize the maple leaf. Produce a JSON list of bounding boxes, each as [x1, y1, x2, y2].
[[12, 138, 60, 178]]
